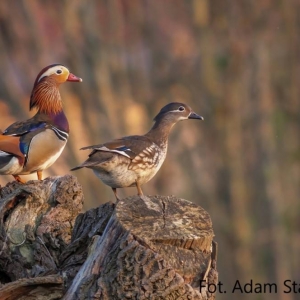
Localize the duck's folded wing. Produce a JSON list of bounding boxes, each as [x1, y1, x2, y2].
[[3, 119, 46, 136], [2, 120, 48, 164], [81, 136, 154, 160]]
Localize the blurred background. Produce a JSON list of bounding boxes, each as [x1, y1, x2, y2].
[[0, 1, 299, 299]]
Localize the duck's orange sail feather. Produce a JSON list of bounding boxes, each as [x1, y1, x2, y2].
[[0, 135, 24, 161]]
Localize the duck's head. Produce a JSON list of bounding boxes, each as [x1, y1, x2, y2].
[[30, 64, 82, 114], [153, 102, 204, 124]]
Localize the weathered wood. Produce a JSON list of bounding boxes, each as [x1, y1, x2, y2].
[[63, 195, 216, 300], [0, 175, 83, 282], [0, 274, 63, 300], [0, 177, 218, 299], [59, 202, 115, 289]]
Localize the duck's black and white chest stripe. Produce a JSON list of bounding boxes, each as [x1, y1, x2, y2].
[[51, 126, 69, 141]]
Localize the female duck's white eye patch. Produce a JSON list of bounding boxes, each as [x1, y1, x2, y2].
[[178, 106, 185, 111]]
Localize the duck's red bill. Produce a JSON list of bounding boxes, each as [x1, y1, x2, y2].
[[67, 73, 82, 82]]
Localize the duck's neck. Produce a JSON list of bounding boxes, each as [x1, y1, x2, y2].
[[145, 118, 175, 147], [50, 111, 69, 133], [34, 111, 69, 133], [31, 79, 69, 133], [30, 78, 63, 115]]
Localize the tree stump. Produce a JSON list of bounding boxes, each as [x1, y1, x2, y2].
[[63, 195, 217, 300], [0, 176, 218, 300]]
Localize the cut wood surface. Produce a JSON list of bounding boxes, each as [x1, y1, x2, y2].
[[0, 176, 218, 299], [64, 195, 217, 299]]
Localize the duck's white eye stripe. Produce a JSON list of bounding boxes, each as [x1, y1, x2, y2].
[[37, 67, 64, 82], [37, 74, 47, 83], [167, 109, 183, 113]]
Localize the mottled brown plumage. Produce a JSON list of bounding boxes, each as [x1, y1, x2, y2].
[[71, 102, 203, 201]]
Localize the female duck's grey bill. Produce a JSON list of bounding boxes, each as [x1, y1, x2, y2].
[[188, 112, 204, 120]]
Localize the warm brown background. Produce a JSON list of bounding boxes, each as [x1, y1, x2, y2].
[[0, 1, 299, 299]]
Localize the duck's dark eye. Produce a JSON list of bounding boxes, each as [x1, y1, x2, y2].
[[178, 106, 185, 111], [56, 70, 62, 74]]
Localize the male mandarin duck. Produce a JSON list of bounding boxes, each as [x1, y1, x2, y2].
[[71, 102, 203, 201], [0, 64, 82, 183]]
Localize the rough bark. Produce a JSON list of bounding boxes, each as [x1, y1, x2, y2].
[[63, 195, 217, 300], [0, 274, 63, 300], [0, 175, 83, 283], [0, 176, 218, 300]]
